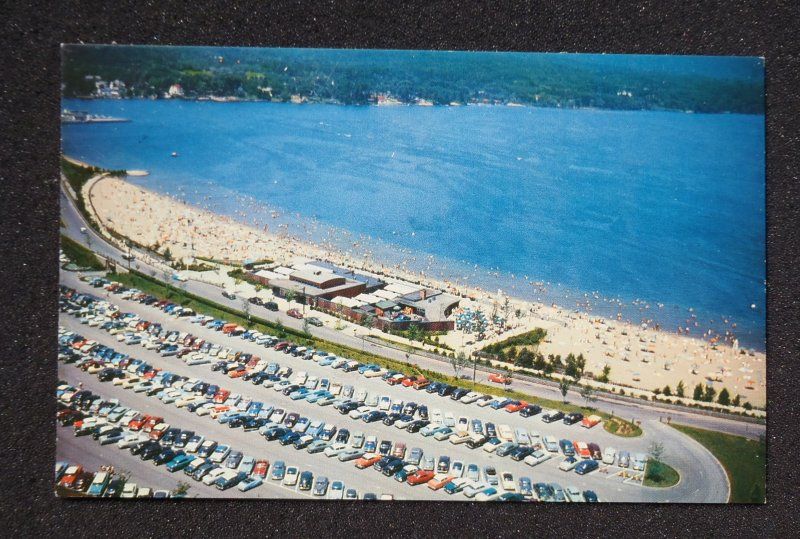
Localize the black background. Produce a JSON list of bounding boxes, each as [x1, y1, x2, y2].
[[1, 1, 797, 535]]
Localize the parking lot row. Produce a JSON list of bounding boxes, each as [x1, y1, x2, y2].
[[57, 320, 644, 502], [61, 281, 647, 458]]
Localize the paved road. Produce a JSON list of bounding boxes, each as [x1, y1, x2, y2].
[[59, 291, 730, 502], [61, 180, 763, 441]]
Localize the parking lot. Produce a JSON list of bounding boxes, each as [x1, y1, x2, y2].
[[56, 274, 729, 502]]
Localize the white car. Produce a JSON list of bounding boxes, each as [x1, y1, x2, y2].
[[117, 433, 144, 449], [500, 472, 516, 491], [349, 406, 371, 420], [543, 436, 560, 453], [514, 428, 531, 446], [186, 355, 211, 366], [324, 443, 349, 457], [327, 481, 346, 500], [185, 435, 205, 453], [378, 396, 392, 411], [565, 486, 585, 502], [497, 424, 514, 442], [364, 393, 379, 407], [354, 389, 368, 403], [463, 482, 491, 499], [559, 458, 579, 471], [364, 369, 385, 378], [460, 392, 481, 404], [602, 447, 617, 465], [443, 412, 456, 427], [395, 416, 415, 429], [450, 461, 465, 478], [120, 483, 138, 499], [202, 468, 226, 485], [196, 403, 216, 416], [449, 432, 472, 445], [283, 467, 300, 486], [483, 438, 502, 453], [523, 450, 552, 467]]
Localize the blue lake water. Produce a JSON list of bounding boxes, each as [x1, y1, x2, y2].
[[61, 99, 766, 349]]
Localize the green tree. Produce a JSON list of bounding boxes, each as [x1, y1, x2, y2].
[[645, 441, 666, 482], [284, 289, 297, 304], [717, 388, 731, 406], [692, 383, 704, 401], [580, 384, 596, 407], [732, 393, 741, 407], [663, 385, 672, 397], [676, 380, 685, 398], [597, 364, 611, 384], [162, 247, 172, 261], [451, 351, 468, 379], [703, 385, 717, 403], [558, 378, 571, 403]]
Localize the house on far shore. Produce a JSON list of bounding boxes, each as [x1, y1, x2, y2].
[[166, 83, 184, 98]]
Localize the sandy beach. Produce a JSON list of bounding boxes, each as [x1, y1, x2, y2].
[[81, 173, 767, 408]]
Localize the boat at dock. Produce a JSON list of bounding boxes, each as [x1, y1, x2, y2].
[[61, 109, 129, 124]]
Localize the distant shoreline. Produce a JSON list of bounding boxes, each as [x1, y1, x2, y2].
[[60, 96, 765, 117]]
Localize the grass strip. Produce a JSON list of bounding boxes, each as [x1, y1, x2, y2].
[[671, 423, 765, 503], [61, 234, 104, 270]]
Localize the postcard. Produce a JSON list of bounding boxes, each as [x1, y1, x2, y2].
[[57, 45, 765, 501]]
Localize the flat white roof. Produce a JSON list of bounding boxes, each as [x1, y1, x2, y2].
[[385, 282, 421, 295], [332, 296, 363, 308], [373, 289, 400, 300], [254, 269, 282, 280], [274, 266, 295, 276], [355, 293, 384, 304]]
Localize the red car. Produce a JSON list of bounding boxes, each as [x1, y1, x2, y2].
[[141, 416, 164, 433], [253, 460, 270, 479], [354, 454, 382, 469], [505, 400, 528, 413], [412, 377, 431, 390], [287, 309, 303, 319], [488, 373, 511, 385], [213, 389, 231, 404], [274, 342, 289, 352], [574, 441, 592, 459], [58, 465, 84, 489], [127, 413, 149, 431], [386, 375, 405, 386], [148, 423, 169, 440], [229, 367, 248, 379], [407, 470, 436, 486]]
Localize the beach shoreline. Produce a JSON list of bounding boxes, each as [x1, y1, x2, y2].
[[75, 170, 766, 408]]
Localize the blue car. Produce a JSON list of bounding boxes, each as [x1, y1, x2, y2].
[[575, 460, 599, 475], [490, 399, 512, 410], [290, 388, 311, 400], [247, 401, 263, 417], [559, 439, 575, 457], [237, 476, 263, 492], [271, 460, 286, 480]]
